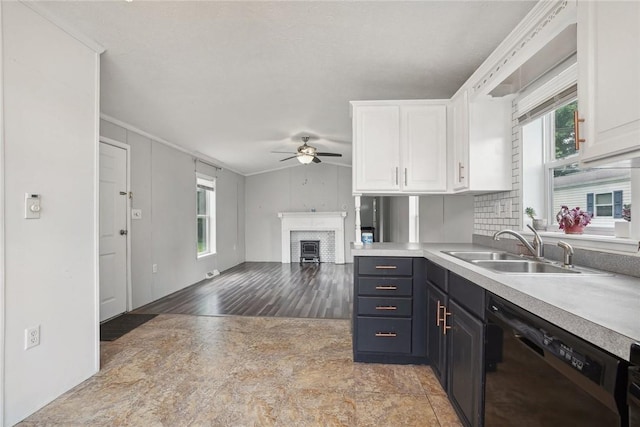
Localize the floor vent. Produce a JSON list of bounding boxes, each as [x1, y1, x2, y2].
[[205, 270, 220, 279]]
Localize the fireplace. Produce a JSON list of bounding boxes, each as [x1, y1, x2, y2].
[[300, 240, 320, 265], [278, 211, 347, 264]]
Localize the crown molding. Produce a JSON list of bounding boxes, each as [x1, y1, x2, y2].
[[453, 0, 577, 101], [100, 114, 243, 176]]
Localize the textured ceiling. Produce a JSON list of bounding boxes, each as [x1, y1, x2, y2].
[[35, 1, 536, 175]]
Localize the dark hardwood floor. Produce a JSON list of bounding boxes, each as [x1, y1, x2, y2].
[[134, 262, 353, 319]]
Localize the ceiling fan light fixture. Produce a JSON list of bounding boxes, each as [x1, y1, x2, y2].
[[298, 154, 314, 164]]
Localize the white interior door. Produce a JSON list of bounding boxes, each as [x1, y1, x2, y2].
[[99, 142, 128, 321]]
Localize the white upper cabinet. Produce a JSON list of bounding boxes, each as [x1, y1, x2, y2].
[[352, 104, 401, 192], [450, 91, 469, 191], [577, 0, 640, 165], [449, 91, 512, 193], [352, 101, 447, 194], [401, 105, 447, 192]]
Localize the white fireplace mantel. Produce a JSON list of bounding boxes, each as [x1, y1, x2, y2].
[[278, 211, 347, 264]]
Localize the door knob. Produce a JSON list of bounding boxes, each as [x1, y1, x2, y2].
[[120, 229, 128, 236]]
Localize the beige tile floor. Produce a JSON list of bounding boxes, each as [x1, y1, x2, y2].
[[20, 314, 462, 426]]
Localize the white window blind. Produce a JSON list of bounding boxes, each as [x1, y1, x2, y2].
[[197, 176, 215, 191], [516, 62, 577, 125]]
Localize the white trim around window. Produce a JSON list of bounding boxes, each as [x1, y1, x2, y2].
[[196, 173, 216, 258]]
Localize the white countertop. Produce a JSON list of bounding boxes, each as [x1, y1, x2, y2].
[[351, 242, 640, 361]]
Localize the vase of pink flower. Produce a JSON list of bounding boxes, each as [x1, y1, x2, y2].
[[556, 206, 592, 234]]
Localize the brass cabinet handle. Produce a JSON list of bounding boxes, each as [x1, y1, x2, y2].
[[458, 162, 465, 182], [375, 285, 397, 290], [436, 300, 443, 326], [375, 332, 397, 337], [574, 110, 585, 150], [395, 167, 399, 185], [404, 168, 408, 186], [375, 306, 397, 311], [442, 309, 452, 335], [375, 265, 397, 270]]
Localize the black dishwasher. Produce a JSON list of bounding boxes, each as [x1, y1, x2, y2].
[[485, 295, 628, 426], [630, 343, 640, 427]]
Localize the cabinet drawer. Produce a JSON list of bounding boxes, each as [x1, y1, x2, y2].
[[358, 257, 413, 276], [356, 317, 412, 354], [357, 297, 412, 317], [357, 277, 413, 296], [426, 260, 447, 291], [449, 272, 485, 319]]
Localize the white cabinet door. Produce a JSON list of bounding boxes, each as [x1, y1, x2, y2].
[[467, 97, 512, 192], [578, 1, 640, 164], [401, 105, 447, 192], [448, 92, 511, 193], [450, 91, 469, 191], [353, 105, 400, 192]]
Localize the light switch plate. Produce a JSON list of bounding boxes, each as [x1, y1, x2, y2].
[[25, 193, 41, 219]]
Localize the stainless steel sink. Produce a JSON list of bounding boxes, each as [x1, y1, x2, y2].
[[442, 250, 607, 275], [471, 260, 582, 274], [442, 251, 523, 261]]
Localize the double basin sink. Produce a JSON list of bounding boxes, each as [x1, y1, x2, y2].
[[442, 251, 606, 275]]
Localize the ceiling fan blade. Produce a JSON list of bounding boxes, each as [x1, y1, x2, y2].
[[315, 152, 342, 157], [312, 156, 321, 164], [280, 156, 298, 162]]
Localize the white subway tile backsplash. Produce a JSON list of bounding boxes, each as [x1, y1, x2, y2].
[[290, 231, 335, 263]]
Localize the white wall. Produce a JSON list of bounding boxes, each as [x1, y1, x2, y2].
[[388, 196, 410, 242], [419, 195, 475, 242], [101, 119, 246, 308], [386, 195, 474, 243], [2, 3, 100, 424], [245, 164, 355, 262], [521, 118, 545, 225]]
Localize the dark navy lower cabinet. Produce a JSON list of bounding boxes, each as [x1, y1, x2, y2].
[[447, 299, 485, 427], [426, 281, 448, 388], [426, 263, 486, 427], [353, 257, 427, 364]]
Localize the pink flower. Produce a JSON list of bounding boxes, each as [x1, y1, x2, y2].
[[556, 206, 592, 229]]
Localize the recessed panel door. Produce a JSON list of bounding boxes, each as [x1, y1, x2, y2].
[[99, 142, 128, 321]]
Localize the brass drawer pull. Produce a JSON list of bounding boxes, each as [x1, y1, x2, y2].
[[443, 309, 452, 335], [375, 265, 397, 270], [436, 300, 443, 326], [375, 285, 397, 290], [375, 306, 397, 311], [375, 332, 397, 337]]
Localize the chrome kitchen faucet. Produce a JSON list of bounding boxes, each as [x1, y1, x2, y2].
[[493, 224, 544, 259]]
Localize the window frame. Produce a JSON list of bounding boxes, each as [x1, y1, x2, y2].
[[517, 64, 637, 252], [521, 126, 637, 250], [196, 174, 216, 258], [541, 98, 580, 226], [594, 192, 614, 218]]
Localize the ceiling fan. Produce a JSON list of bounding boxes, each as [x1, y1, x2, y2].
[[272, 136, 342, 164]]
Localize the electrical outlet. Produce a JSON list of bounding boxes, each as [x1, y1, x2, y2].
[[505, 200, 512, 218], [494, 202, 501, 216], [25, 325, 40, 350], [152, 264, 158, 273]]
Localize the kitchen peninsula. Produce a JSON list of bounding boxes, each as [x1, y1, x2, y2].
[[352, 242, 640, 426], [352, 242, 640, 362]]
